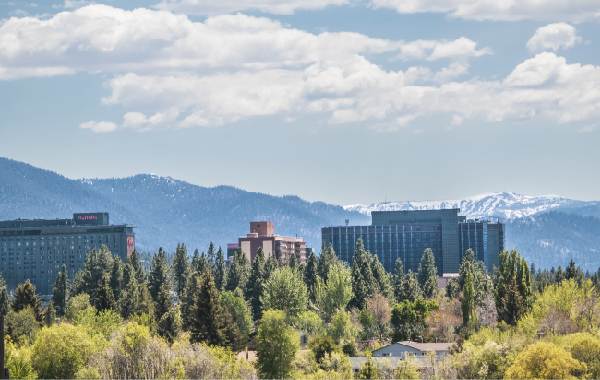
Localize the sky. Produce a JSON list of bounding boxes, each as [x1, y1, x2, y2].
[[1, 0, 600, 205]]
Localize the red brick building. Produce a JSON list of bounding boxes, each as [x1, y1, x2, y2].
[[234, 221, 307, 263]]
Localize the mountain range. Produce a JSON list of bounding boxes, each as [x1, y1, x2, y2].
[[1, 157, 599, 270]]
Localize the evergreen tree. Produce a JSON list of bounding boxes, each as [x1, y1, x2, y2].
[[128, 249, 146, 284], [43, 301, 56, 326], [461, 267, 477, 330], [214, 247, 227, 290], [225, 250, 250, 292], [370, 254, 392, 298], [189, 271, 227, 345], [119, 263, 141, 318], [418, 248, 438, 298], [392, 258, 405, 302], [262, 266, 308, 319], [256, 310, 299, 379], [148, 248, 173, 321], [221, 290, 253, 352], [192, 250, 211, 275], [494, 250, 533, 325], [110, 257, 124, 303], [304, 251, 319, 303], [399, 271, 422, 302], [264, 255, 278, 279], [12, 279, 42, 321], [350, 239, 377, 309], [52, 264, 68, 317], [172, 243, 189, 298], [318, 244, 337, 282], [74, 246, 114, 308], [206, 242, 216, 267], [157, 306, 182, 343], [95, 273, 116, 311], [246, 248, 266, 321], [565, 259, 584, 284]]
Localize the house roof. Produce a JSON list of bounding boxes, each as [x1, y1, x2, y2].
[[373, 341, 453, 354]]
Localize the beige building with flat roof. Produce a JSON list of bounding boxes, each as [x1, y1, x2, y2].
[[234, 221, 307, 263]]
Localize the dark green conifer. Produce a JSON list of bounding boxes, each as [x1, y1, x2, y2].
[[172, 243, 189, 298], [190, 271, 227, 345], [52, 264, 68, 316], [304, 251, 319, 303], [214, 247, 227, 290], [148, 248, 173, 320], [246, 248, 266, 320], [418, 248, 438, 298]]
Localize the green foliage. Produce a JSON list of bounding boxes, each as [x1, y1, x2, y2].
[[261, 266, 308, 319], [214, 247, 227, 291], [310, 334, 336, 363], [392, 258, 404, 302], [73, 246, 115, 310], [504, 341, 585, 379], [370, 254, 392, 298], [110, 256, 124, 302], [451, 339, 512, 379], [245, 248, 266, 321], [12, 280, 42, 321], [225, 250, 250, 292], [52, 264, 68, 316], [361, 293, 391, 341], [357, 355, 379, 380], [149, 247, 173, 320], [350, 239, 377, 309], [315, 261, 352, 319], [418, 248, 438, 298], [172, 243, 189, 298], [31, 323, 101, 379], [318, 244, 338, 282], [394, 357, 420, 380], [399, 270, 422, 302], [304, 251, 319, 303], [221, 290, 253, 352], [391, 299, 437, 341], [65, 293, 93, 321], [189, 271, 227, 345], [295, 310, 324, 338], [560, 333, 600, 379], [519, 279, 600, 336], [494, 250, 533, 326], [327, 310, 357, 346], [4, 337, 37, 380], [74, 308, 123, 340], [5, 307, 39, 344], [256, 310, 299, 380], [157, 306, 182, 343]]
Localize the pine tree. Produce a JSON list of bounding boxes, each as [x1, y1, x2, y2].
[[350, 239, 377, 309], [226, 250, 250, 292], [52, 264, 68, 317], [96, 273, 116, 311], [264, 255, 278, 279], [12, 279, 42, 321], [565, 259, 584, 284], [148, 248, 173, 321], [172, 243, 189, 298], [461, 268, 477, 330], [392, 258, 404, 302], [318, 244, 337, 282], [43, 301, 56, 326], [418, 249, 438, 298], [206, 242, 216, 267], [192, 250, 211, 276], [110, 257, 124, 303], [120, 263, 141, 318], [189, 271, 227, 345], [370, 254, 392, 298], [158, 306, 182, 343], [494, 250, 532, 325], [246, 248, 266, 321], [128, 249, 146, 284], [214, 247, 227, 290], [400, 271, 422, 302], [74, 246, 114, 308], [304, 251, 319, 303]]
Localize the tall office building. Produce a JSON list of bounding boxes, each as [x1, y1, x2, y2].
[[322, 209, 504, 274], [0, 213, 134, 294]]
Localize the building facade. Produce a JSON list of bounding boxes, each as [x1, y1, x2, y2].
[[322, 209, 504, 274], [0, 213, 134, 294], [233, 221, 308, 263]]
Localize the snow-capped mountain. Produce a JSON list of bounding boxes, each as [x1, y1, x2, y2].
[[344, 192, 580, 220]]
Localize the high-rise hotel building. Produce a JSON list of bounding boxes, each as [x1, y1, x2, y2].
[[0, 213, 134, 294], [322, 209, 504, 274]]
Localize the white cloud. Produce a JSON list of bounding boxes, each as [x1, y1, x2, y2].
[[370, 0, 600, 22], [396, 37, 491, 61], [79, 120, 117, 133], [154, 0, 348, 15], [527, 23, 582, 52]]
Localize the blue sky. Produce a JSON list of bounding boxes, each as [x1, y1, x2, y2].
[[1, 0, 600, 204]]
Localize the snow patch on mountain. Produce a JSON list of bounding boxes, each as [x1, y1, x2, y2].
[[344, 192, 577, 220]]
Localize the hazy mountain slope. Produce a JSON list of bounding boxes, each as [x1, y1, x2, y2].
[[0, 157, 367, 251], [1, 156, 599, 270]]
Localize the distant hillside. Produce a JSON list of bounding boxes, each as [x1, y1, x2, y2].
[[0, 157, 368, 252], [1, 157, 599, 270]]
